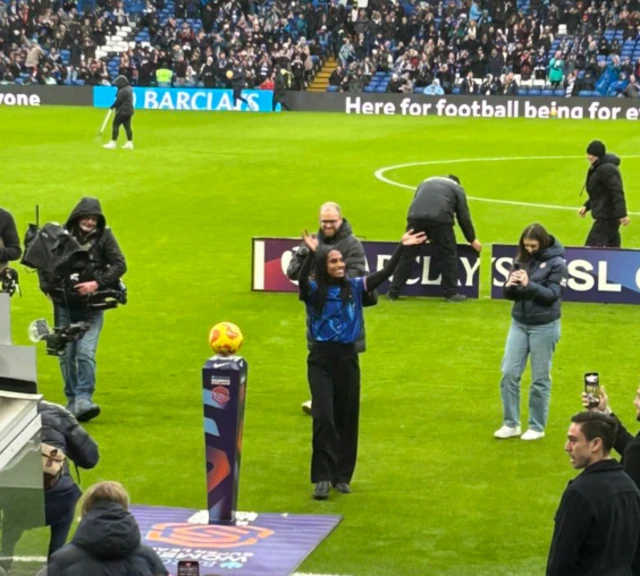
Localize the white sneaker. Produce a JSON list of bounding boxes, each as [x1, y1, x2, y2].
[[521, 429, 545, 441], [301, 400, 312, 416], [122, 141, 134, 149], [494, 425, 522, 439], [103, 141, 116, 149]]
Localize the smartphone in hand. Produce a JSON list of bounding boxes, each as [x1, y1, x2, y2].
[[177, 561, 200, 576], [584, 373, 600, 408]]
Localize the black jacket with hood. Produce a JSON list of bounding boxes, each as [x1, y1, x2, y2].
[[111, 75, 134, 116], [583, 153, 627, 221], [38, 197, 127, 306], [0, 208, 22, 265], [47, 502, 168, 576], [40, 401, 100, 494], [286, 219, 376, 353], [503, 236, 566, 326]]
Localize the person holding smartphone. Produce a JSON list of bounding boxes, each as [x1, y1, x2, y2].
[[582, 382, 640, 576], [494, 223, 567, 441], [298, 228, 427, 500]]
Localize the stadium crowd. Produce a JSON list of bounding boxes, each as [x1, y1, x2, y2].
[[1, 0, 640, 96]]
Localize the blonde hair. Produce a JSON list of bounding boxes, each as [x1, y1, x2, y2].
[[81, 481, 130, 516]]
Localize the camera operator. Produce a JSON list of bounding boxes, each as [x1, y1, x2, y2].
[[579, 140, 630, 247], [0, 400, 99, 570], [38, 198, 126, 422], [582, 384, 640, 575], [0, 207, 22, 272]]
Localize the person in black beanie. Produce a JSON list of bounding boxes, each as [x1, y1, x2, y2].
[[579, 140, 630, 247]]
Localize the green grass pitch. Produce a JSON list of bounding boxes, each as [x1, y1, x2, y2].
[[4, 107, 640, 576]]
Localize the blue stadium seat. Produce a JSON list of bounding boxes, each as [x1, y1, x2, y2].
[[517, 87, 528, 95], [452, 86, 461, 94], [528, 88, 541, 95], [541, 89, 553, 96], [578, 90, 593, 97], [376, 86, 387, 93], [326, 85, 337, 92], [554, 89, 564, 96], [363, 86, 374, 93]]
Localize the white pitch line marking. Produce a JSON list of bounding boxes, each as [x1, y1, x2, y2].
[[374, 155, 640, 216]]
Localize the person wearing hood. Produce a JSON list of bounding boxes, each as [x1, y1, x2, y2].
[[104, 75, 135, 150], [47, 481, 168, 576], [0, 207, 21, 284], [286, 202, 378, 416], [579, 140, 631, 247], [38, 197, 127, 422], [494, 224, 566, 442]]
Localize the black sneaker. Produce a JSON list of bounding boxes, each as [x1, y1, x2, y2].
[[386, 292, 399, 301], [333, 482, 351, 494], [75, 399, 101, 422], [445, 294, 467, 303], [313, 481, 330, 500]]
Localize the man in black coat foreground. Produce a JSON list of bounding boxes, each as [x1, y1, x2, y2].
[[104, 75, 135, 150], [581, 384, 640, 575], [0, 207, 21, 295], [387, 175, 482, 302], [579, 140, 631, 247], [546, 411, 640, 576]]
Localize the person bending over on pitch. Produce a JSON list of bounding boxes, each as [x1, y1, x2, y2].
[[298, 228, 426, 501], [387, 174, 482, 302], [104, 75, 134, 150]]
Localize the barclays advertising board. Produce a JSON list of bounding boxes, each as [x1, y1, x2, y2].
[[93, 86, 273, 112]]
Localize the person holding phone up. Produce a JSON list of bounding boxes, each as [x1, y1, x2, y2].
[[581, 381, 640, 576], [494, 224, 567, 441]]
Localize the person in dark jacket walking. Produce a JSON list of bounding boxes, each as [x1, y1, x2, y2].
[[387, 175, 482, 302], [299, 228, 427, 500], [287, 202, 377, 415], [273, 68, 292, 111], [0, 401, 99, 570], [47, 481, 168, 576], [581, 383, 640, 575], [104, 75, 135, 150], [495, 224, 566, 441], [546, 411, 640, 576], [229, 62, 250, 109], [38, 197, 127, 421], [579, 140, 630, 247]]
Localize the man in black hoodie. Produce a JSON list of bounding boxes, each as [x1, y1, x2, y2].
[[104, 75, 135, 150], [229, 60, 251, 109], [38, 198, 127, 422], [579, 140, 630, 247]]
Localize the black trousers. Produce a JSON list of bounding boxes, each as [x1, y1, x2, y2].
[[272, 95, 291, 111], [586, 219, 621, 248], [233, 88, 249, 106], [307, 342, 360, 485], [388, 219, 459, 298], [112, 113, 133, 141]]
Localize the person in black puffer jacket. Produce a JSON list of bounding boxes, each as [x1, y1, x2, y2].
[[0, 401, 99, 571], [494, 224, 567, 442], [579, 140, 631, 247], [47, 481, 168, 576], [104, 75, 135, 150]]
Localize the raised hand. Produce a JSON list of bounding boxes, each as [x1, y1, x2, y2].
[[302, 229, 319, 252], [401, 229, 428, 246]]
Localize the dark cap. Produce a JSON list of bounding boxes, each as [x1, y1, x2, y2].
[[448, 174, 461, 185], [586, 140, 606, 158]]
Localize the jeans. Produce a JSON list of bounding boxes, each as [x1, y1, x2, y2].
[[55, 306, 104, 402], [499, 319, 561, 432]]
